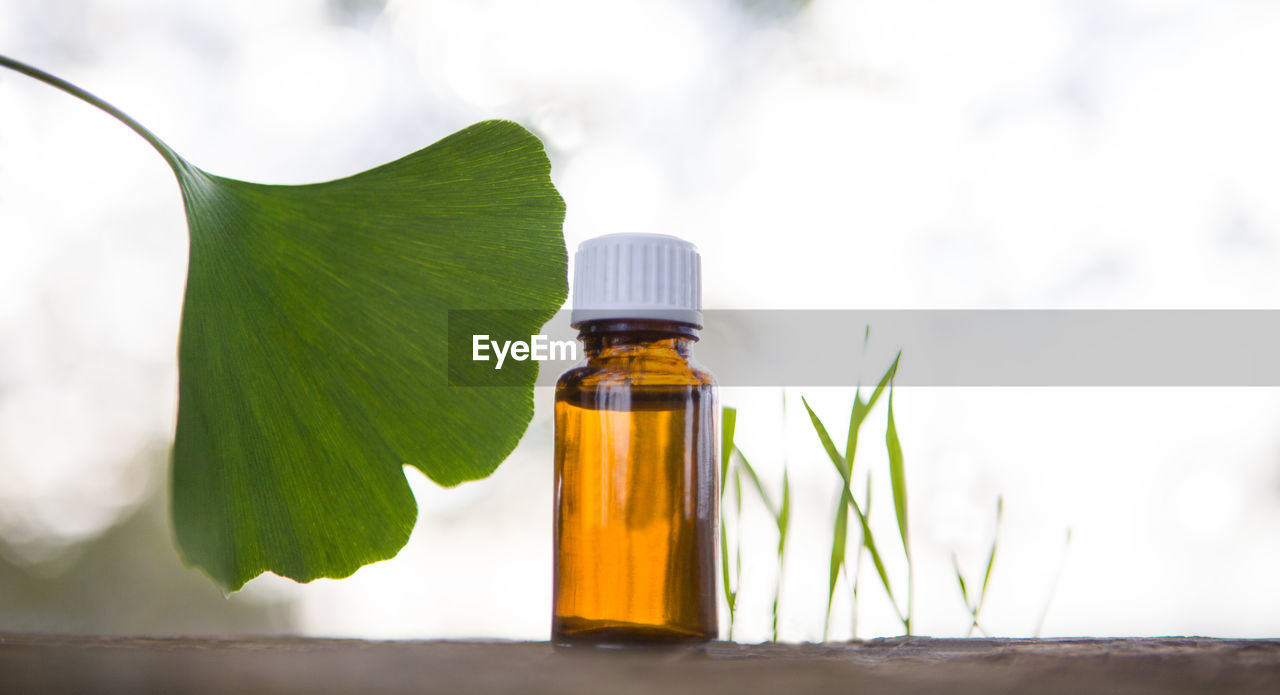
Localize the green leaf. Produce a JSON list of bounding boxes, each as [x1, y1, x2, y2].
[[172, 121, 566, 591], [2, 56, 568, 592]]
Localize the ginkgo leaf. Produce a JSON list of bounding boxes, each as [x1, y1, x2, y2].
[[2, 55, 567, 592]]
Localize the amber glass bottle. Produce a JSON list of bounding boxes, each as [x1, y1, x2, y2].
[[552, 234, 717, 646]]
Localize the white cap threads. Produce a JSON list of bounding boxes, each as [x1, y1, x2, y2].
[[570, 233, 703, 328]]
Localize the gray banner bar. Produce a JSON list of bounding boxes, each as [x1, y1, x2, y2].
[[449, 310, 1280, 387]]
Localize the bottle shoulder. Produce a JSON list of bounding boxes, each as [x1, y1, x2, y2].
[[556, 354, 716, 391]]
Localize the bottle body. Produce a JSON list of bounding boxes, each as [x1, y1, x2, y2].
[[552, 322, 718, 645]]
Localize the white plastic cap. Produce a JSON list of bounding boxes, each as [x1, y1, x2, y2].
[[570, 233, 703, 328]]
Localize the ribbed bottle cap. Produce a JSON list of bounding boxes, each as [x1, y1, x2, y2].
[[570, 233, 703, 328]]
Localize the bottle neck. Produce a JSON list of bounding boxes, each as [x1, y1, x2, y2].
[[576, 320, 699, 361]]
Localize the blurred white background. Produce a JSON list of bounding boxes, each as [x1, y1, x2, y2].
[[1, 0, 1278, 640]]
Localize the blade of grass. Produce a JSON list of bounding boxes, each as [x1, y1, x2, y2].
[[804, 397, 849, 481], [774, 464, 790, 642], [957, 496, 1003, 637], [885, 388, 909, 553], [737, 450, 780, 519], [847, 488, 905, 628], [850, 470, 870, 639], [843, 351, 902, 637], [976, 496, 1004, 613], [969, 495, 1004, 636], [953, 553, 973, 610], [720, 507, 735, 629], [804, 397, 906, 631], [777, 467, 791, 541], [953, 557, 986, 637], [719, 406, 738, 638], [885, 383, 912, 633], [721, 407, 737, 496], [845, 352, 901, 462], [773, 391, 792, 642], [824, 491, 849, 641], [736, 444, 793, 641], [843, 348, 903, 634], [804, 396, 853, 639]]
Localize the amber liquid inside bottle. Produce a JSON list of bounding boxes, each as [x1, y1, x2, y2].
[[553, 321, 718, 645]]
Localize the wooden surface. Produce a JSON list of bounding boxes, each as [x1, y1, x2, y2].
[[2, 634, 1278, 694]]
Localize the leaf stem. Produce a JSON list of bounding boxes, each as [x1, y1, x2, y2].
[[0, 53, 187, 174]]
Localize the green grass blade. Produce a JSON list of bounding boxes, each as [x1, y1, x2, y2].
[[803, 398, 849, 481], [844, 393, 868, 466], [719, 406, 738, 637], [849, 470, 870, 639], [805, 396, 854, 640], [807, 393, 907, 633], [866, 352, 901, 413], [885, 381, 912, 633], [847, 490, 903, 626], [774, 391, 791, 643], [721, 407, 737, 496], [720, 511, 732, 605], [844, 351, 901, 468], [720, 513, 736, 637], [720, 505, 732, 601], [885, 386, 909, 553], [952, 553, 972, 609], [955, 554, 982, 637], [737, 448, 780, 520], [824, 493, 849, 641], [773, 466, 789, 642], [957, 496, 1004, 637], [778, 467, 791, 544], [846, 352, 900, 457], [977, 495, 1004, 612]]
